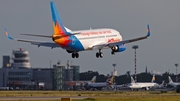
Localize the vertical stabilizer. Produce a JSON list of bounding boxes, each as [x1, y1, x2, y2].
[[50, 2, 67, 36], [168, 76, 173, 83], [106, 75, 114, 85], [131, 76, 135, 83], [161, 80, 165, 86], [90, 76, 96, 83], [151, 75, 156, 82]]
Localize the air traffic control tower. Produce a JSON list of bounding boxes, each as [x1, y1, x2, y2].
[[11, 48, 31, 68]]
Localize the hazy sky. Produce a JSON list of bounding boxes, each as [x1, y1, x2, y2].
[[1, 0, 180, 75]]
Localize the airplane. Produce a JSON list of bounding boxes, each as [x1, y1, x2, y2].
[[70, 76, 96, 90], [5, 1, 150, 58], [128, 75, 158, 91], [81, 76, 97, 84], [168, 76, 180, 87], [84, 75, 114, 90], [153, 80, 166, 89]]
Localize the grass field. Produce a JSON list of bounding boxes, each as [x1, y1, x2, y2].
[[0, 90, 180, 101]]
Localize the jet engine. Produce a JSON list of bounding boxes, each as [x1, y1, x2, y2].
[[111, 44, 126, 52]]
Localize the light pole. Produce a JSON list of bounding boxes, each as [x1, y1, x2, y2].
[[112, 64, 116, 76], [112, 64, 116, 84], [175, 63, 178, 82], [132, 45, 139, 82]]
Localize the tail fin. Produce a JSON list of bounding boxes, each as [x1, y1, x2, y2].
[[168, 76, 173, 83], [131, 76, 135, 83], [50, 2, 67, 36], [151, 75, 155, 82], [146, 24, 150, 37], [90, 76, 96, 83], [106, 75, 114, 85], [161, 80, 165, 86]]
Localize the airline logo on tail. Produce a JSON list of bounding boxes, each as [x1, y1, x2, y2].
[[106, 75, 114, 85], [151, 75, 156, 82], [50, 2, 72, 48], [50, 2, 67, 35]]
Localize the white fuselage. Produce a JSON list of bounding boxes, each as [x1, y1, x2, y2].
[[128, 82, 157, 89], [87, 82, 107, 88], [168, 82, 180, 87], [72, 28, 122, 50]]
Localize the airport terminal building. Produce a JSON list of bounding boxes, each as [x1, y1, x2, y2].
[[0, 49, 80, 90]]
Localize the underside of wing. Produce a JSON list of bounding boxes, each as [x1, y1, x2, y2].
[[17, 39, 59, 48], [12, 38, 60, 48], [89, 41, 108, 50]]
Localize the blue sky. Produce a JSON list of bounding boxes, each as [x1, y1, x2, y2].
[[1, 0, 180, 75]]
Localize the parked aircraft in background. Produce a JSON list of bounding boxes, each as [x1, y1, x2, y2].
[[5, 2, 150, 58], [153, 80, 165, 89], [128, 75, 158, 91], [82, 76, 97, 84], [84, 75, 114, 90], [168, 76, 180, 87]]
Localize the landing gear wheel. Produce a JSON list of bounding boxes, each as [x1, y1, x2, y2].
[[96, 52, 99, 58], [72, 53, 75, 58], [111, 51, 115, 55], [99, 52, 103, 58], [75, 53, 79, 58], [96, 49, 103, 58], [72, 53, 79, 58]]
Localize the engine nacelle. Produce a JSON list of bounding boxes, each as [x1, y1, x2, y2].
[[111, 44, 126, 52]]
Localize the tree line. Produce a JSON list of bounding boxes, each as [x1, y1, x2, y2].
[[79, 70, 180, 84]]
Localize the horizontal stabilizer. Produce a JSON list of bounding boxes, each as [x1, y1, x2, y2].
[[5, 28, 59, 48], [20, 32, 81, 39], [20, 33, 52, 38]]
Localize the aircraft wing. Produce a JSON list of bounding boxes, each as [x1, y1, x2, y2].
[[91, 25, 150, 49], [5, 28, 59, 48], [108, 24, 150, 47]]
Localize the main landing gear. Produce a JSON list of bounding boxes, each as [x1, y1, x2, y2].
[[96, 49, 103, 58], [72, 52, 79, 58], [111, 51, 115, 55]]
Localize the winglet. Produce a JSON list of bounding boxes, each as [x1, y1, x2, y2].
[[4, 28, 14, 40], [146, 24, 150, 37]]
